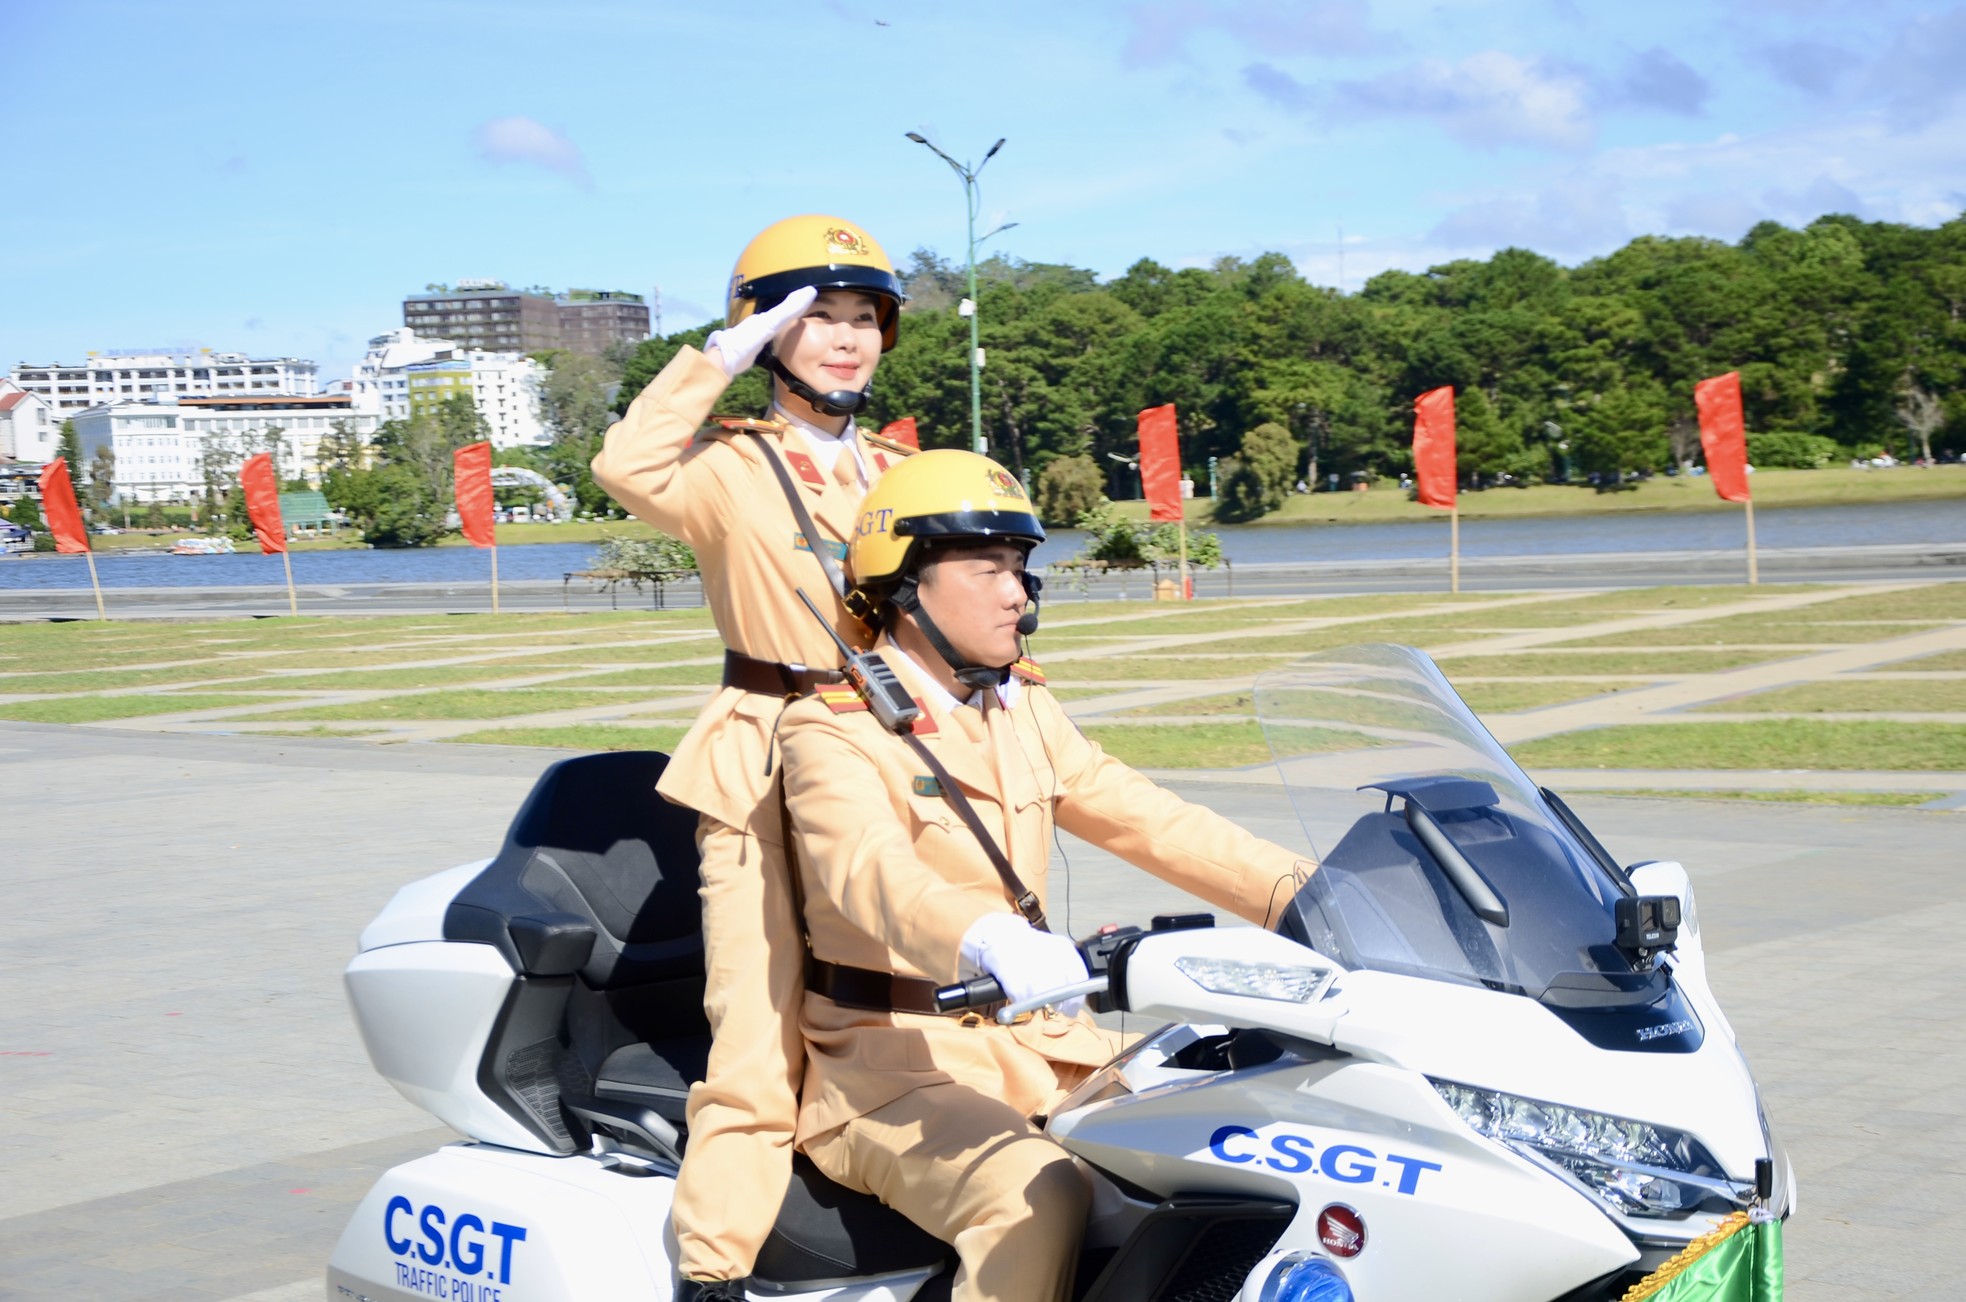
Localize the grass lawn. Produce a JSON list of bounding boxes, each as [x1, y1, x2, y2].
[[1511, 719, 1966, 770], [1103, 464, 1966, 527], [1119, 691, 1260, 717], [1431, 649, 1784, 676], [1078, 721, 1274, 768], [1553, 619, 1942, 647], [0, 664, 277, 693], [1692, 678, 1966, 713], [1452, 679, 1650, 711], [255, 664, 610, 691], [252, 688, 646, 722], [1890, 649, 1966, 670], [1043, 655, 1305, 682], [0, 693, 300, 723], [467, 642, 726, 666], [1609, 788, 1950, 807], [449, 724, 692, 751], [547, 664, 728, 687], [1766, 582, 1966, 623]]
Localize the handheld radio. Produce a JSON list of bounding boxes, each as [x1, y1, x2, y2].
[[795, 588, 922, 734]]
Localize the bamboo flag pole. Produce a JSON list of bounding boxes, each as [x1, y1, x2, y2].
[[280, 547, 299, 616], [1450, 506, 1461, 594], [1178, 517, 1190, 600], [1744, 497, 1758, 586], [490, 543, 501, 614], [83, 548, 107, 621]]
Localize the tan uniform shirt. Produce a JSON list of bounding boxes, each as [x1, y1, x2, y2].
[[778, 647, 1311, 1142], [590, 345, 904, 834]]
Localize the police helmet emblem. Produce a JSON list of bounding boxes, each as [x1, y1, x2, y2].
[[825, 227, 871, 258], [985, 467, 1026, 499]]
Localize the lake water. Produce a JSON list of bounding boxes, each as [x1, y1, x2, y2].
[[3, 498, 1960, 590]]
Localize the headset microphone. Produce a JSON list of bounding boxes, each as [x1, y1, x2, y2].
[[1016, 572, 1043, 637]]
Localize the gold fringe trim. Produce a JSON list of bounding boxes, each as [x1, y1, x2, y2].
[[1620, 1210, 1752, 1302]]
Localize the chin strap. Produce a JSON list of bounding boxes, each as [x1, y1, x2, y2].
[[761, 349, 871, 419], [890, 576, 1009, 694]]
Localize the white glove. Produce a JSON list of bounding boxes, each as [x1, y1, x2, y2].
[[703, 284, 818, 378], [960, 912, 1090, 1016]]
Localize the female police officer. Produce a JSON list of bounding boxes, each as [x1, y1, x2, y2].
[[591, 214, 911, 1300]]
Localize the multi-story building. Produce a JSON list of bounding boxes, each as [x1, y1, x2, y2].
[[0, 380, 59, 463], [556, 289, 650, 356], [71, 395, 381, 503], [347, 327, 460, 422], [401, 281, 648, 357], [402, 281, 562, 353], [6, 350, 319, 418], [403, 350, 547, 448]]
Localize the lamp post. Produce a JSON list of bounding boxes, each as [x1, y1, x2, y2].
[[906, 131, 1013, 454]]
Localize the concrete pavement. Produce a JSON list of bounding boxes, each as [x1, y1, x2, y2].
[[2, 723, 1960, 1299]]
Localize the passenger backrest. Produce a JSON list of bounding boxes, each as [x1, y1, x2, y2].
[[446, 751, 705, 988]]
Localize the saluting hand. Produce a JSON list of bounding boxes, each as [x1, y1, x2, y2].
[[704, 285, 818, 378]]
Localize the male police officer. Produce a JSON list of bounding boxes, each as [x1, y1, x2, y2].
[[776, 450, 1316, 1302], [591, 214, 911, 1300]]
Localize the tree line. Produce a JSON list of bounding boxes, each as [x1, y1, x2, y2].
[[614, 210, 1965, 523]]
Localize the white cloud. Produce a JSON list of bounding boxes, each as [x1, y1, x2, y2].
[[1428, 176, 1632, 258], [471, 116, 593, 189], [1330, 51, 1597, 151]]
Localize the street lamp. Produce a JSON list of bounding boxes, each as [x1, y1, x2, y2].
[[906, 131, 1012, 453]]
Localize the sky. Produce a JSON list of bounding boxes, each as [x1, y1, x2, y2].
[[4, 0, 1963, 385]]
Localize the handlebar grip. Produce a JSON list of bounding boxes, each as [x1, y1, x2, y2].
[[933, 975, 1006, 1013]]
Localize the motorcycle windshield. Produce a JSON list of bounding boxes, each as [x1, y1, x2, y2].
[[1256, 644, 1651, 1006]]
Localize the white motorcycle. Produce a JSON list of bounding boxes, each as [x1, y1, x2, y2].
[[328, 644, 1792, 1302]]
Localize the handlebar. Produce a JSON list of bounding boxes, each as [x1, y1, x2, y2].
[[931, 914, 1216, 1021], [933, 974, 1005, 1014]]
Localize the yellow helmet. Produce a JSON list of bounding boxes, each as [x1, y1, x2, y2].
[[849, 449, 1045, 596], [726, 214, 904, 349]]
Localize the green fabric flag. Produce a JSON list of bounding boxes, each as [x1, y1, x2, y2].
[[1630, 1216, 1783, 1302]]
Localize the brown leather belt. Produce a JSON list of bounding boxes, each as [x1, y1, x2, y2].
[[722, 650, 845, 698], [808, 957, 995, 1018]]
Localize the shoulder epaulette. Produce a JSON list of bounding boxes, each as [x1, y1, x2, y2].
[[861, 430, 919, 458], [815, 684, 867, 714], [1009, 656, 1046, 685], [813, 685, 939, 735], [715, 416, 789, 436]]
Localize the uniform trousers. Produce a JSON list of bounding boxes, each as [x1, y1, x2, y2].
[[802, 1080, 1094, 1302], [672, 815, 807, 1281]]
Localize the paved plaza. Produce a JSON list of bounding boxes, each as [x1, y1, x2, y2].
[[2, 721, 1961, 1300]]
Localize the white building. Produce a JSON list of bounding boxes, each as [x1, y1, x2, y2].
[[71, 395, 381, 504], [0, 380, 60, 463], [402, 349, 547, 448], [347, 327, 460, 422], [7, 350, 319, 419]]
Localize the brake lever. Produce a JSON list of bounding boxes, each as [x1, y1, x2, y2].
[[995, 976, 1110, 1025]]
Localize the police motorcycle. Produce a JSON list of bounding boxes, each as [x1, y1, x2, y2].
[[328, 643, 1792, 1302]]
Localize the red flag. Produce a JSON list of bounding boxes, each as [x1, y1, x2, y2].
[[37, 458, 90, 554], [1137, 404, 1183, 522], [879, 417, 919, 449], [1695, 372, 1751, 503], [454, 442, 496, 548], [239, 453, 288, 554], [1413, 387, 1457, 510]]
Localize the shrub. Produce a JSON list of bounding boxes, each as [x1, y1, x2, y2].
[[595, 532, 697, 579], [1034, 454, 1106, 525], [1212, 457, 1270, 523], [1745, 431, 1838, 469]]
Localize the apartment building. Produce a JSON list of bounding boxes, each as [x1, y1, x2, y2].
[[71, 395, 380, 503], [0, 381, 59, 463], [403, 350, 546, 448], [6, 350, 319, 417], [401, 281, 648, 357]]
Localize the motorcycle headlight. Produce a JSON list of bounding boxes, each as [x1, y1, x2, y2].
[[1431, 1078, 1748, 1219], [1263, 1254, 1354, 1302], [1175, 956, 1334, 1004]]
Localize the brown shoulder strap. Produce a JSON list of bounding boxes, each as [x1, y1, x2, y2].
[[743, 430, 847, 600], [899, 730, 1047, 931]]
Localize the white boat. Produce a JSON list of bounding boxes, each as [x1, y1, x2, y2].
[[169, 536, 236, 555]]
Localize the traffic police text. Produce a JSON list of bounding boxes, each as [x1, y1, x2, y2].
[[384, 1196, 527, 1298], [1208, 1125, 1443, 1196]]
